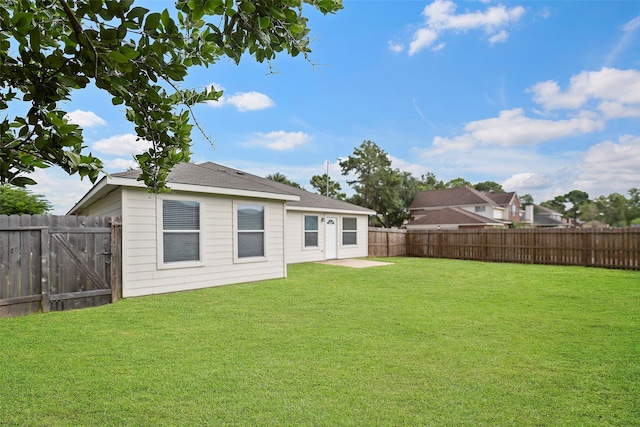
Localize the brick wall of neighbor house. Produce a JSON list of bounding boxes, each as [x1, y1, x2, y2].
[[108, 188, 288, 297]]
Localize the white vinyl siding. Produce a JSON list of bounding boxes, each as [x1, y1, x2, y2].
[[98, 189, 287, 297], [285, 212, 369, 264]]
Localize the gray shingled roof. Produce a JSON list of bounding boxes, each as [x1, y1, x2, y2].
[[114, 162, 374, 214], [112, 162, 293, 197], [486, 191, 517, 206], [410, 187, 499, 209], [407, 207, 504, 226]]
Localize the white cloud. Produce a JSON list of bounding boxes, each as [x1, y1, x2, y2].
[[65, 110, 107, 128], [502, 172, 552, 191], [104, 158, 138, 171], [29, 168, 95, 215], [489, 30, 508, 44], [387, 41, 404, 53], [606, 14, 640, 66], [248, 131, 311, 151], [92, 133, 152, 156], [575, 135, 640, 195], [407, 0, 525, 55], [529, 68, 640, 115], [431, 108, 604, 152], [208, 91, 275, 112], [409, 28, 439, 55]]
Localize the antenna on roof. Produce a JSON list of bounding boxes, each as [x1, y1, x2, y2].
[[325, 160, 329, 197]]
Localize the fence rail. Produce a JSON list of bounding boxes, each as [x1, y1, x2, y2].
[[0, 215, 122, 317], [369, 227, 640, 270]]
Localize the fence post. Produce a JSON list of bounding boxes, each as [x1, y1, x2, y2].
[[110, 219, 122, 302], [40, 227, 50, 313]]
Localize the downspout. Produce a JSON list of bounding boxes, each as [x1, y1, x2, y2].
[[283, 202, 288, 278]]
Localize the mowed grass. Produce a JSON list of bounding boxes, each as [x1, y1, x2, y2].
[[1, 258, 638, 426]]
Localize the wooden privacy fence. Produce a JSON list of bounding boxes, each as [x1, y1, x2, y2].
[[368, 227, 407, 257], [0, 215, 122, 317], [369, 227, 640, 270]]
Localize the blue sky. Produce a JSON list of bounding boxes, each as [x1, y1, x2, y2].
[[27, 0, 640, 214]]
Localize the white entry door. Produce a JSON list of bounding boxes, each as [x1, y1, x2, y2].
[[325, 217, 337, 259]]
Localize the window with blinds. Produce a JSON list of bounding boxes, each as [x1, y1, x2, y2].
[[237, 204, 264, 258], [342, 217, 357, 245], [304, 215, 319, 247], [163, 200, 200, 263]]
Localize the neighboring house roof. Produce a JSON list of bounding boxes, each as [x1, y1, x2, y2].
[[486, 191, 517, 206], [410, 187, 499, 210], [406, 207, 504, 227], [69, 161, 374, 215]]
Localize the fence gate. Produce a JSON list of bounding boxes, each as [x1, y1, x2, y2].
[[0, 215, 122, 317]]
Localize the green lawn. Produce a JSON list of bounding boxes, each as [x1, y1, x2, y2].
[[1, 258, 638, 426]]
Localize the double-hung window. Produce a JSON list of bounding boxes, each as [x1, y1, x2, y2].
[[304, 215, 319, 248], [237, 204, 265, 258], [162, 200, 200, 263], [342, 217, 357, 245]]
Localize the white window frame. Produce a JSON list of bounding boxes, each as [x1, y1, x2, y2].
[[303, 215, 319, 249], [157, 197, 203, 269], [342, 217, 358, 246], [234, 201, 267, 263], [475, 206, 486, 213]]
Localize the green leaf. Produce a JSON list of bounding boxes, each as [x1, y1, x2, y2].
[[10, 176, 37, 187], [259, 16, 271, 29], [268, 6, 287, 21], [239, 1, 256, 14], [144, 12, 161, 33], [108, 51, 129, 63]]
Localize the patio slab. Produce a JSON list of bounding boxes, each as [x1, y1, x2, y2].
[[315, 259, 394, 268]]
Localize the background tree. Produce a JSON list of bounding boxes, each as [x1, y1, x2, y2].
[[626, 188, 640, 224], [520, 193, 534, 206], [266, 172, 301, 188], [1, 0, 342, 190], [0, 185, 51, 214], [563, 190, 589, 223], [445, 177, 472, 188], [474, 181, 504, 193], [416, 172, 445, 191], [310, 173, 345, 199], [339, 140, 406, 228], [540, 195, 568, 216]]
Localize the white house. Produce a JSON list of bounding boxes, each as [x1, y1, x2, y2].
[[68, 162, 373, 297], [406, 187, 524, 230]]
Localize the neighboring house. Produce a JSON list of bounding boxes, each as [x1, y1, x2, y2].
[[406, 187, 523, 230], [68, 162, 374, 297], [524, 205, 570, 228], [581, 220, 610, 229]]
